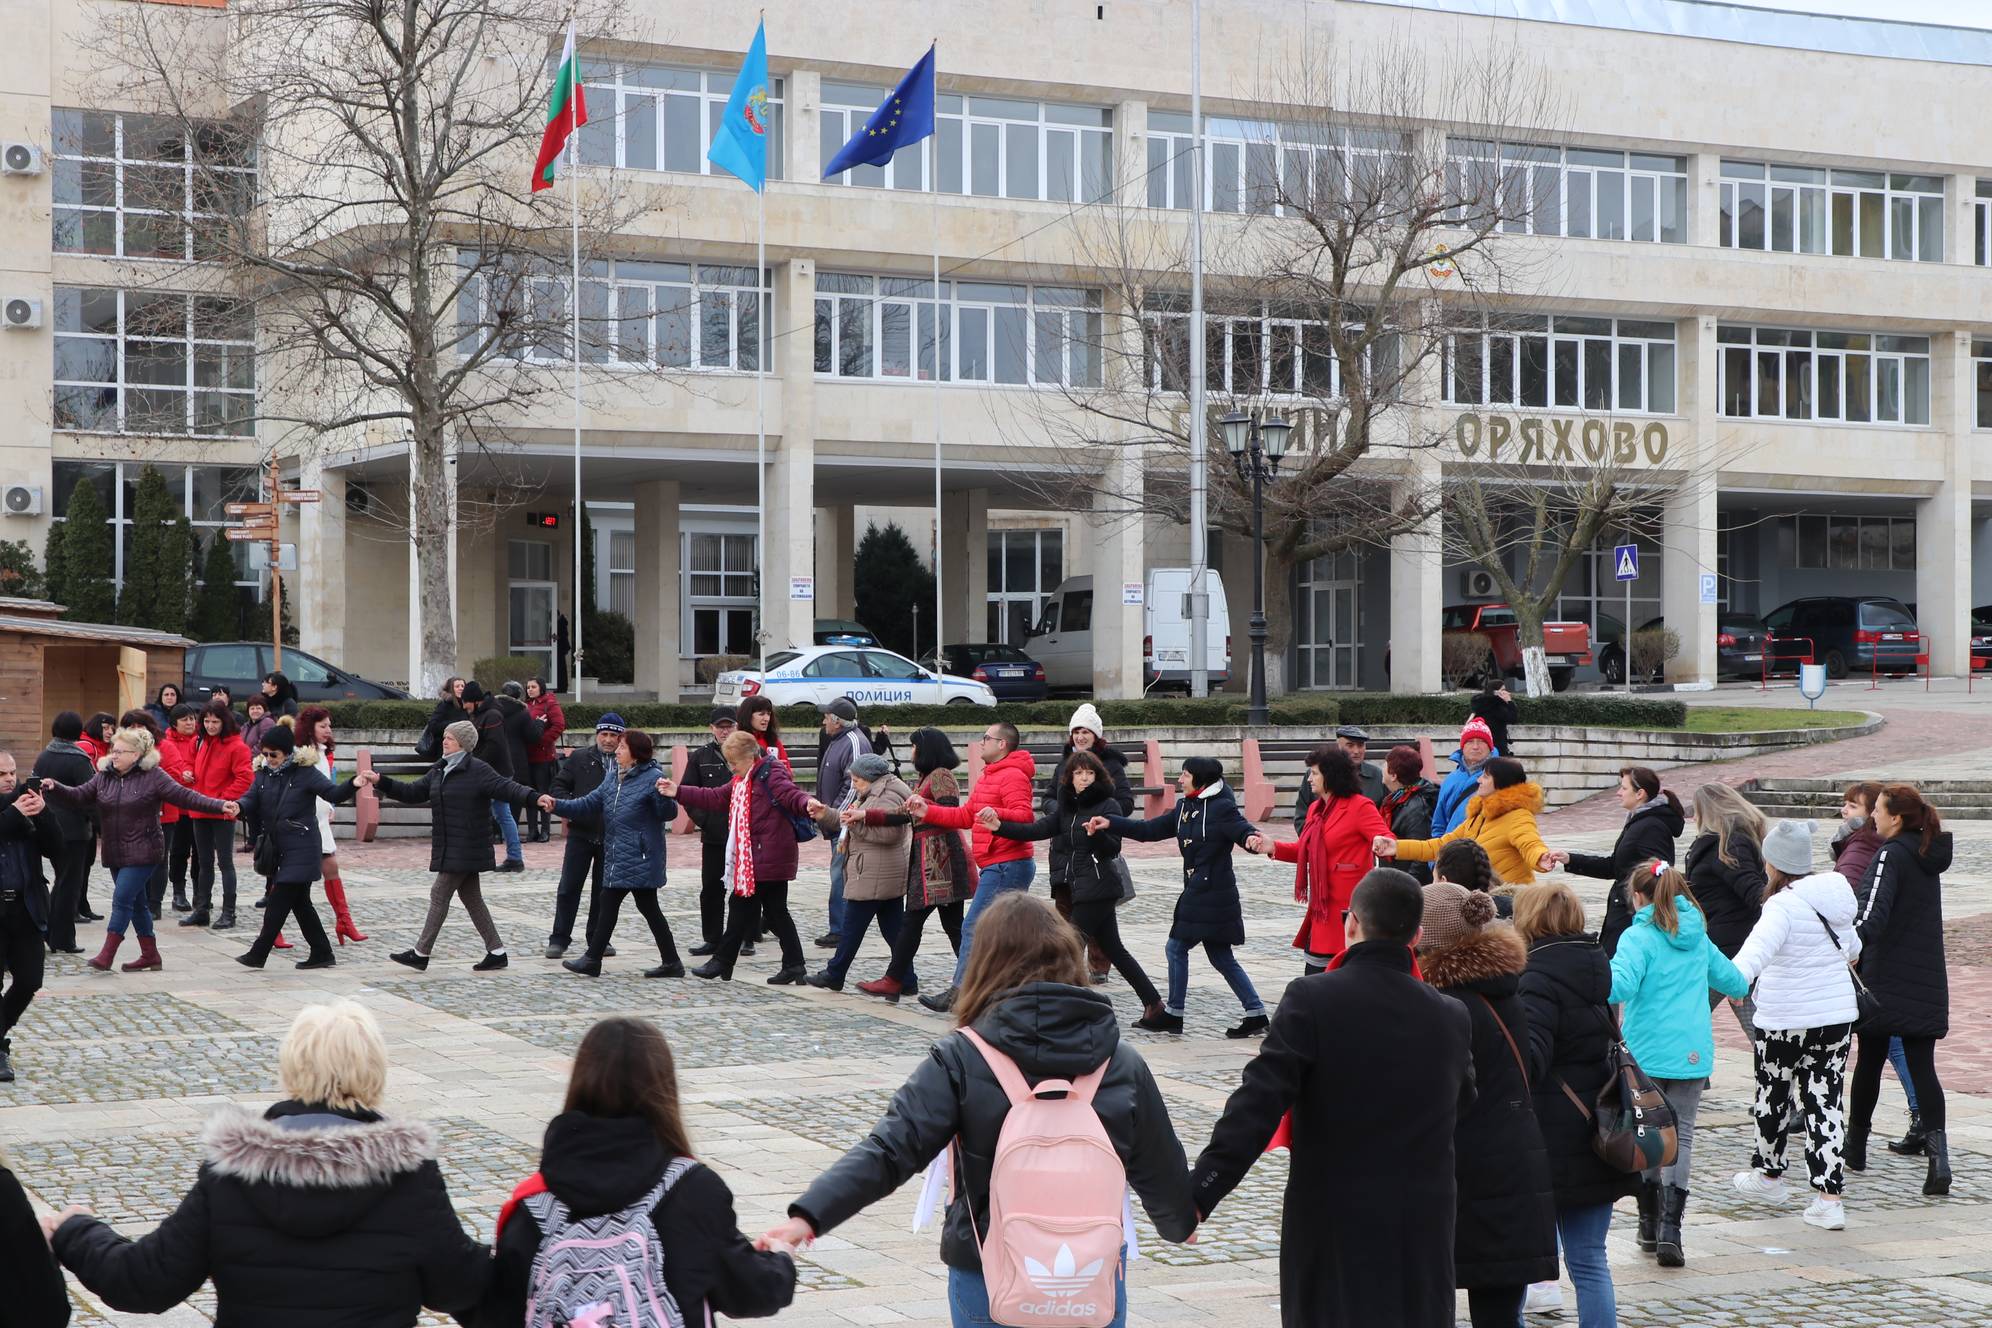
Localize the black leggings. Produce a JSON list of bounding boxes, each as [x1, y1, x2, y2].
[[1850, 1032, 1944, 1132], [586, 889, 680, 964], [246, 880, 330, 964], [191, 819, 238, 911], [714, 880, 803, 975], [527, 763, 556, 837], [168, 819, 195, 890], [884, 901, 965, 984], [1069, 897, 1161, 1008], [1466, 1286, 1525, 1328]]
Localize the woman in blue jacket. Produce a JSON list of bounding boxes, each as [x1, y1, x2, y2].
[[543, 728, 683, 979], [1608, 860, 1748, 1270]]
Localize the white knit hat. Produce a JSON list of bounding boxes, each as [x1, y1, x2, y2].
[[1066, 703, 1106, 738]]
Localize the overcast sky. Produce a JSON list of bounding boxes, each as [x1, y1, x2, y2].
[[1716, 0, 1992, 27]]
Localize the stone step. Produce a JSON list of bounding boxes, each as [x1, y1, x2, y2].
[[1751, 776, 1992, 795]]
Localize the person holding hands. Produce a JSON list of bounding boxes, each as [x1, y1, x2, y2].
[[1245, 744, 1392, 977], [1375, 757, 1556, 885]]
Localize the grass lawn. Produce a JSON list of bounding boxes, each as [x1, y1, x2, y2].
[[1672, 707, 1870, 733]]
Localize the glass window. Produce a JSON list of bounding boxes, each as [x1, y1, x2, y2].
[[1442, 313, 1674, 413], [1716, 324, 1927, 424], [576, 64, 783, 181], [824, 87, 1110, 202], [53, 287, 255, 437], [53, 108, 255, 261]]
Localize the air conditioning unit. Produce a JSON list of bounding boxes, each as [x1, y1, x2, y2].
[[2, 297, 42, 330], [0, 142, 41, 176], [1461, 569, 1498, 598], [2, 485, 43, 516]]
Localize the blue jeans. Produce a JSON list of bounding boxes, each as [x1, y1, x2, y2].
[[1889, 1037, 1922, 1115], [1555, 1202, 1616, 1328], [1165, 937, 1264, 1017], [492, 799, 522, 863], [823, 897, 907, 989], [950, 858, 1037, 985], [107, 864, 157, 939], [948, 1249, 1126, 1328], [827, 840, 848, 934]]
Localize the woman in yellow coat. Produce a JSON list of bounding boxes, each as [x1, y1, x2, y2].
[[1379, 757, 1556, 885]]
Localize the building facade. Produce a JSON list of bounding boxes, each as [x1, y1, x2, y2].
[[5, 0, 1992, 696]]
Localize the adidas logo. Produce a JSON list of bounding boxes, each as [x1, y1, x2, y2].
[[1025, 1243, 1105, 1298]]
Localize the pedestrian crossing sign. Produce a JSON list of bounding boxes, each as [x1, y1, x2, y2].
[[1613, 544, 1639, 581]]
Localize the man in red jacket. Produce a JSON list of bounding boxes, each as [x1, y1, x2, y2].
[[906, 721, 1037, 1013]]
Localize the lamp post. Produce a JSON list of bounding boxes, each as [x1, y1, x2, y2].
[[1222, 411, 1292, 726]]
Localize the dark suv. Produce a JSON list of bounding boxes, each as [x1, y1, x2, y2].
[[1762, 597, 1921, 678], [183, 642, 412, 702]]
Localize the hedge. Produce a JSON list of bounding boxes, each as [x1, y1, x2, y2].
[[326, 692, 1686, 733]]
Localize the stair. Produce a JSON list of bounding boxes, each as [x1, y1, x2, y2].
[[1741, 777, 1992, 820]]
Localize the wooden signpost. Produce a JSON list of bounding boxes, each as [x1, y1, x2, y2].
[[220, 461, 321, 670]]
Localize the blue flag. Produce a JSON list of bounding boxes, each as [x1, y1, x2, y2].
[[822, 44, 936, 178], [707, 20, 771, 191]]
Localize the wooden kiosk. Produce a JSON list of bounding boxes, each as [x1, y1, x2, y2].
[[0, 598, 191, 756]]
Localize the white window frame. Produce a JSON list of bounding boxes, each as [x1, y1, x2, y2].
[[683, 528, 758, 658], [813, 274, 1102, 388], [1141, 300, 1395, 401], [1717, 325, 1930, 426], [1147, 113, 1414, 219], [1972, 338, 1992, 429], [467, 259, 769, 373], [1722, 160, 1942, 262], [51, 108, 255, 262], [52, 287, 256, 438], [1441, 314, 1677, 414], [1975, 180, 1992, 266], [574, 64, 784, 180], [819, 85, 1113, 203], [1446, 140, 1688, 244], [985, 528, 1064, 645], [52, 460, 262, 595]]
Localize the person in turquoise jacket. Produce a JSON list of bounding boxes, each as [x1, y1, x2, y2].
[[1608, 859, 1748, 1271], [1433, 718, 1499, 835]]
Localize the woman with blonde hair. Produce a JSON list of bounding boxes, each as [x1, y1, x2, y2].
[[47, 1001, 491, 1324], [1686, 782, 1769, 1038]]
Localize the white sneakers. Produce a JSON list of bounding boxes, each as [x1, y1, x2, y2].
[[1803, 1195, 1847, 1230], [1732, 1170, 1791, 1202], [1523, 1281, 1565, 1314]]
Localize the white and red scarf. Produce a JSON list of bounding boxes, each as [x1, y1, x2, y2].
[[727, 774, 756, 898]]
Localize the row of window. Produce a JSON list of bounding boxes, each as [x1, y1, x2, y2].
[[1446, 141, 1689, 244], [1140, 299, 1398, 401], [50, 460, 263, 591], [1441, 314, 1678, 415], [52, 287, 256, 438], [1144, 114, 1413, 217], [1784, 514, 1918, 572], [820, 87, 1113, 204], [458, 259, 769, 372], [1718, 161, 1943, 262], [1715, 326, 1931, 425], [52, 109, 254, 262], [812, 275, 1103, 388]]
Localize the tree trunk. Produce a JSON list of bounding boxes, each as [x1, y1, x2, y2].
[[1262, 559, 1293, 698], [410, 428, 457, 696], [1512, 601, 1552, 698]]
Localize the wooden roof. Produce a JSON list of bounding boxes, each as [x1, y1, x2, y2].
[[0, 615, 194, 648]]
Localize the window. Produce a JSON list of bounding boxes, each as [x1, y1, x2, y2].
[[822, 87, 1112, 202], [861, 649, 925, 679], [52, 109, 254, 261], [1149, 113, 1413, 217], [1975, 339, 1992, 429], [1717, 325, 1929, 425], [813, 275, 1100, 387], [1977, 180, 1992, 267], [53, 287, 255, 437], [1721, 161, 1941, 261], [51, 460, 260, 601], [194, 644, 259, 680], [986, 528, 1063, 643], [1445, 140, 1687, 244], [1785, 515, 1916, 570], [685, 530, 756, 657], [1442, 314, 1676, 413], [466, 258, 768, 372], [608, 530, 635, 617], [1062, 589, 1093, 633], [1143, 296, 1399, 400], [803, 651, 866, 678], [574, 63, 783, 180]]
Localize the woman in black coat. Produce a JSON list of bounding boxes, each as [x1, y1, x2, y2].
[[1044, 709, 1135, 979], [50, 1001, 489, 1327], [995, 750, 1161, 1019], [1379, 744, 1438, 884], [416, 676, 467, 760], [3, 1154, 68, 1328], [1847, 784, 1955, 1194], [1515, 884, 1636, 1326], [1554, 767, 1683, 956], [232, 727, 362, 971], [1417, 884, 1558, 1328]]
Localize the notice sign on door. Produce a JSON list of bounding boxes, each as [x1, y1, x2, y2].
[[1122, 581, 1144, 606], [789, 576, 814, 601]]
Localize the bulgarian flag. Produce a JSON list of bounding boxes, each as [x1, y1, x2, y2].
[[531, 24, 588, 192]]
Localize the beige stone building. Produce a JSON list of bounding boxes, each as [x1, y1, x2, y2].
[[4, 0, 1991, 698]]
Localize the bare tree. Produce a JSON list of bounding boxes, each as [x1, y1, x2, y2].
[[81, 0, 679, 693]]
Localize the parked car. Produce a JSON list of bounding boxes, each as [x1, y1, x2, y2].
[[922, 642, 1049, 702], [813, 619, 880, 647], [1762, 596, 1921, 678], [1905, 604, 1992, 671], [1436, 602, 1591, 692], [1596, 613, 1768, 683], [713, 645, 997, 709], [1027, 570, 1232, 694], [183, 642, 412, 703]]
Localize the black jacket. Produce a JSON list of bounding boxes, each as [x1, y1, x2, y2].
[[1571, 799, 1685, 957], [32, 739, 97, 843], [1518, 933, 1640, 1210], [1, 1163, 68, 1328], [466, 705, 512, 779], [1108, 784, 1255, 945], [1382, 780, 1439, 884], [1421, 926, 1558, 1289], [791, 983, 1196, 1273], [376, 757, 540, 874], [683, 739, 735, 844], [1045, 743, 1136, 817], [417, 699, 466, 759], [482, 1111, 794, 1325], [236, 756, 358, 884], [0, 793, 58, 929], [1854, 831, 1953, 1038], [1292, 763, 1385, 830], [994, 778, 1122, 900], [1469, 692, 1519, 757], [493, 696, 537, 793], [53, 1101, 488, 1328], [1684, 830, 1765, 959], [549, 744, 614, 843], [1192, 943, 1476, 1328]]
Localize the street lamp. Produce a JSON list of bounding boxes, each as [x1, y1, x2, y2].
[[1223, 410, 1291, 725]]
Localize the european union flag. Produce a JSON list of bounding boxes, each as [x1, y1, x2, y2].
[[822, 44, 936, 178]]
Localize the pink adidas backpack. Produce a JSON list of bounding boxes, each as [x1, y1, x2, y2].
[[959, 1028, 1125, 1328]]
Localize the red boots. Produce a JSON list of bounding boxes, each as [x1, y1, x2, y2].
[[86, 932, 122, 972], [122, 935, 163, 972], [324, 878, 366, 944]]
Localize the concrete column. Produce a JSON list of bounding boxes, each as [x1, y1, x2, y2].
[[814, 504, 856, 619], [297, 458, 346, 664], [1091, 450, 1145, 699], [1947, 173, 1976, 266], [939, 488, 990, 646], [1114, 99, 1147, 210], [1662, 314, 1719, 685], [1389, 462, 1443, 695], [1689, 152, 1721, 248], [633, 479, 683, 698], [763, 258, 817, 652], [1919, 331, 1973, 675], [786, 71, 820, 185]]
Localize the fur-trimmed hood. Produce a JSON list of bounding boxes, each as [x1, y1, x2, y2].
[[1420, 921, 1529, 991], [1466, 781, 1543, 822], [202, 1103, 436, 1239], [97, 747, 161, 774]]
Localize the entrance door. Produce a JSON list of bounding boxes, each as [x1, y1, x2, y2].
[[1295, 552, 1360, 689], [508, 540, 557, 679]]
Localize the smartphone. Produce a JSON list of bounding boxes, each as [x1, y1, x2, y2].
[[17, 776, 43, 795]]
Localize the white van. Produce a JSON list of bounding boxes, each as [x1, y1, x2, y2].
[[1025, 570, 1232, 693]]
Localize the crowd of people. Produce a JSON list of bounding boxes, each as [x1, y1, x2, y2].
[[0, 684, 1965, 1327]]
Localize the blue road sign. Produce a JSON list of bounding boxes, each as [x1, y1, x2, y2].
[[1613, 544, 1639, 582]]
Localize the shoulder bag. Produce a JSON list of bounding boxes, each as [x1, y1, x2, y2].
[[1809, 904, 1881, 1029], [1550, 1003, 1680, 1173]]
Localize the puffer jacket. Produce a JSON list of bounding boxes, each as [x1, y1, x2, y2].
[[550, 758, 677, 890], [1519, 933, 1640, 1210], [1853, 831, 1953, 1039], [993, 777, 1123, 902], [1045, 742, 1135, 816], [42, 750, 230, 869], [157, 728, 199, 824], [1685, 830, 1766, 959], [1830, 820, 1883, 892], [53, 1100, 490, 1327], [1392, 782, 1551, 885], [374, 755, 541, 875], [187, 733, 254, 821], [1108, 781, 1256, 945], [917, 748, 1037, 869], [235, 754, 359, 885], [789, 983, 1197, 1272], [1608, 898, 1749, 1080], [841, 772, 912, 902], [1434, 747, 1497, 835], [525, 694, 566, 766], [672, 756, 815, 885], [1274, 792, 1391, 958], [549, 743, 614, 843], [1568, 796, 1684, 956], [1731, 871, 1862, 1031], [1420, 925, 1558, 1289]]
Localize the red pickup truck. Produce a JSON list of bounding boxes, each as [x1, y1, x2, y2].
[[1442, 602, 1593, 692]]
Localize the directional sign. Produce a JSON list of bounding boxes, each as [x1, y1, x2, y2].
[[224, 502, 274, 517], [1613, 543, 1639, 582], [278, 489, 321, 503], [225, 526, 276, 541]]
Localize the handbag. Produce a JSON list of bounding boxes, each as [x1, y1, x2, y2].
[[1810, 904, 1881, 1028], [1551, 1004, 1680, 1174], [252, 827, 281, 877], [1112, 854, 1137, 905], [753, 761, 818, 842]]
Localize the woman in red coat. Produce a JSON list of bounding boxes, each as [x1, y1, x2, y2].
[[182, 703, 254, 928], [1248, 745, 1391, 976], [522, 677, 566, 843], [156, 704, 203, 917]]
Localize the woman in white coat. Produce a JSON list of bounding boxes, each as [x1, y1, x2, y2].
[[1727, 820, 1862, 1232]]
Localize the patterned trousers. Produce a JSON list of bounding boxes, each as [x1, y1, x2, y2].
[[1751, 1022, 1854, 1195]]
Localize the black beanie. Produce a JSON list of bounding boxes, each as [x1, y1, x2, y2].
[[260, 726, 295, 756], [52, 711, 83, 741]]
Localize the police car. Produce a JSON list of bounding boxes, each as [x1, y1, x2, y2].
[[713, 645, 999, 709]]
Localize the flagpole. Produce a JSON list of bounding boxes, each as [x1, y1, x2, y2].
[[1188, 0, 1209, 700], [929, 41, 943, 663], [567, 23, 585, 703], [756, 181, 767, 681]]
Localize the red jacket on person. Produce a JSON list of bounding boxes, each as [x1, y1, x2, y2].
[[526, 695, 566, 766], [918, 748, 1037, 871], [186, 733, 253, 819], [156, 730, 200, 823], [1274, 792, 1392, 957]]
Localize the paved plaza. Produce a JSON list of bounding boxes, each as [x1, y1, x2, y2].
[[11, 708, 1992, 1326]]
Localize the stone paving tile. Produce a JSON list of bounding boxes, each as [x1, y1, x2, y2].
[[13, 992, 253, 1043], [3, 1033, 280, 1105], [1608, 1277, 1992, 1327], [1689, 1123, 1989, 1215]]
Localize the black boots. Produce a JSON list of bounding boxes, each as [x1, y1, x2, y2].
[[211, 910, 236, 931], [1636, 1181, 1661, 1253], [1924, 1129, 1953, 1196], [1655, 1186, 1688, 1267], [1844, 1124, 1869, 1172], [178, 909, 210, 927], [0, 1036, 13, 1083], [1887, 1113, 1928, 1157]]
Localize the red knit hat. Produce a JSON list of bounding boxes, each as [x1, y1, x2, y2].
[[1459, 716, 1495, 748]]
